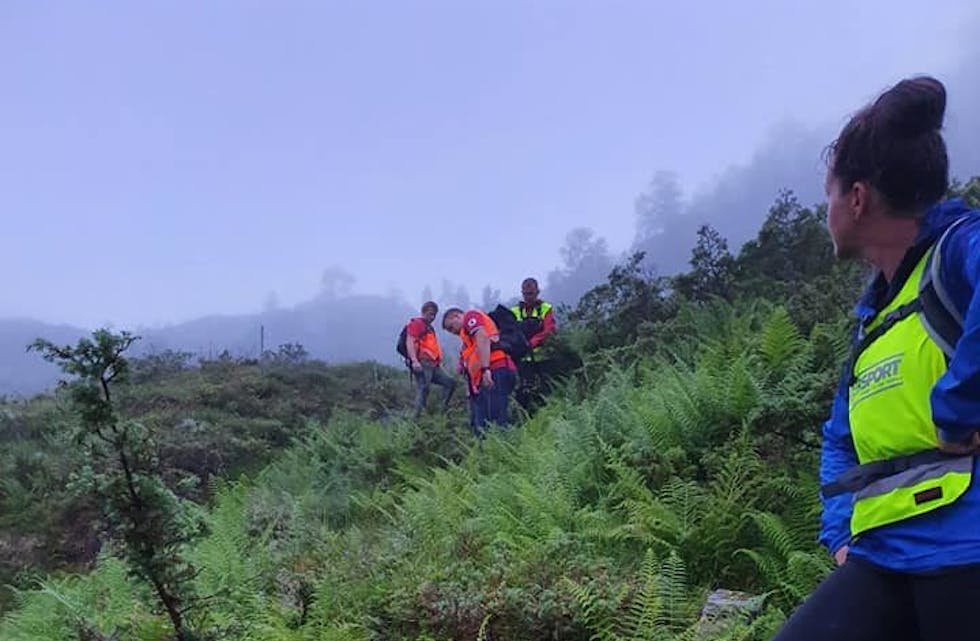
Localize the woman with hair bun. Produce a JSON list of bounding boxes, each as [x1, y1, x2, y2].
[[773, 77, 980, 640]]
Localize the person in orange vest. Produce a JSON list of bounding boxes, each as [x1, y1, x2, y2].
[[441, 307, 517, 436], [405, 301, 456, 418]]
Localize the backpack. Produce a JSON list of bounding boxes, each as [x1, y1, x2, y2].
[[519, 316, 544, 341], [487, 304, 532, 361], [395, 325, 410, 360], [919, 216, 975, 357], [396, 320, 431, 361]]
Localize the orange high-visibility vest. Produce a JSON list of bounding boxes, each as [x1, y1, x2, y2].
[[416, 326, 442, 363], [459, 311, 509, 393]]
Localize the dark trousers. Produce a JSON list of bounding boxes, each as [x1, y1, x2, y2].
[[413, 361, 456, 418], [773, 557, 980, 641], [468, 368, 516, 438], [514, 358, 555, 411]]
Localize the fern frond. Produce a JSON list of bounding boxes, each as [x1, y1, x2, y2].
[[657, 551, 691, 633], [624, 548, 661, 640], [758, 307, 804, 377]]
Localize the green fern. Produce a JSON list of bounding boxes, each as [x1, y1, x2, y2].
[[564, 576, 628, 641], [566, 549, 706, 641], [757, 307, 805, 378], [736, 512, 832, 611]]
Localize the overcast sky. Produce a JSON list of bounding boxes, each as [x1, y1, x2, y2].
[[2, 1, 977, 328]]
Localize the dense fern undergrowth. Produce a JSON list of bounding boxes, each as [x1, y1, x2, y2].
[[0, 301, 843, 641], [3, 182, 977, 640]]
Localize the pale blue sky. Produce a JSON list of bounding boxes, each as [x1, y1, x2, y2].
[[1, 1, 976, 328]]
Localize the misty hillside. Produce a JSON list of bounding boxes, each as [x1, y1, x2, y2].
[[7, 49, 979, 398], [140, 292, 414, 365], [0, 320, 86, 396], [0, 186, 874, 639], [636, 54, 980, 277], [2, 173, 978, 640], [1, 294, 415, 396]]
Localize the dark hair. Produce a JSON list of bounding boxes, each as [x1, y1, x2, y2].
[[829, 76, 949, 214], [441, 307, 464, 330], [521, 277, 539, 289], [421, 301, 438, 314]]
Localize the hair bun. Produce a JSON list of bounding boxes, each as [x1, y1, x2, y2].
[[872, 76, 946, 138]]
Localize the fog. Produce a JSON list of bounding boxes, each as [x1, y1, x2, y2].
[[2, 2, 979, 393]]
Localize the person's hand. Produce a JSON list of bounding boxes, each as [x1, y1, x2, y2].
[[481, 369, 494, 389], [834, 546, 849, 567], [411, 360, 423, 373], [938, 430, 980, 455]]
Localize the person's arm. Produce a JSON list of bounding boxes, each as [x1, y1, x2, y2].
[[530, 308, 557, 348], [405, 320, 425, 370], [474, 327, 494, 388], [406, 334, 421, 370], [932, 220, 980, 445], [819, 381, 857, 564]]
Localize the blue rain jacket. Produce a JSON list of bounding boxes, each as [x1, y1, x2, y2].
[[819, 198, 980, 572]]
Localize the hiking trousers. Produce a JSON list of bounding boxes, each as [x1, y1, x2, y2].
[[468, 368, 516, 437], [772, 557, 980, 641], [413, 361, 456, 417]]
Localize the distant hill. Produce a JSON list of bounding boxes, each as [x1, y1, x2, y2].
[[139, 293, 413, 361], [0, 319, 87, 397], [1, 292, 416, 396]]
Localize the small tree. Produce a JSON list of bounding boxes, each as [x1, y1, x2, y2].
[[264, 342, 309, 364], [31, 329, 205, 641], [674, 224, 736, 302], [570, 252, 673, 349]]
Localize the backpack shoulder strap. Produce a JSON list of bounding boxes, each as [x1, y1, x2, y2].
[[846, 299, 923, 385], [919, 216, 972, 358]]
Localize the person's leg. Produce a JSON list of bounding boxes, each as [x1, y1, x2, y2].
[[429, 365, 457, 410], [488, 368, 516, 427], [535, 358, 555, 399], [912, 563, 980, 641], [413, 367, 432, 418], [772, 559, 918, 641], [469, 392, 487, 438]]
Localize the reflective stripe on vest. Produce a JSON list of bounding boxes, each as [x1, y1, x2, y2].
[[846, 242, 972, 537], [850, 455, 972, 536]]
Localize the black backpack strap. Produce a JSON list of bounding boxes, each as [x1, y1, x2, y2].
[[846, 299, 923, 385], [919, 217, 971, 358]]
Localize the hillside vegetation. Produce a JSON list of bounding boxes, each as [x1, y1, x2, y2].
[[1, 181, 977, 640]]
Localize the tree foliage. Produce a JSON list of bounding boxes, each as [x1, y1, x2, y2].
[[569, 252, 674, 350], [674, 224, 736, 302], [29, 330, 206, 641], [546, 227, 615, 306]]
